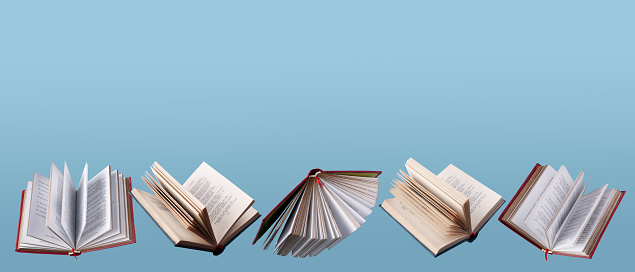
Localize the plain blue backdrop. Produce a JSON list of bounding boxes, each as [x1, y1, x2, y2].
[[1, 1, 632, 270]]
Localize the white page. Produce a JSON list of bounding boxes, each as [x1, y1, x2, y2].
[[75, 163, 88, 242], [77, 165, 112, 248], [275, 186, 306, 252], [47, 163, 72, 245], [309, 190, 339, 256], [183, 162, 254, 243], [321, 179, 372, 218], [61, 162, 77, 247], [320, 176, 375, 210], [437, 164, 502, 232], [509, 166, 556, 228], [553, 184, 609, 250], [545, 171, 586, 248], [322, 184, 358, 250], [292, 183, 318, 257], [19, 181, 69, 250], [567, 189, 615, 252], [525, 166, 574, 247], [323, 184, 365, 225], [26, 173, 70, 249], [317, 174, 379, 206], [84, 170, 121, 248]]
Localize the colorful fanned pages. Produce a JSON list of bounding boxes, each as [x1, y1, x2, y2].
[[499, 163, 625, 259], [16, 162, 136, 257], [131, 162, 260, 255], [253, 169, 381, 257], [381, 158, 504, 256]]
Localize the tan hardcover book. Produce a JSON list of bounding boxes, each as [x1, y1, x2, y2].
[[381, 158, 504, 256], [131, 162, 259, 255], [16, 162, 136, 257]]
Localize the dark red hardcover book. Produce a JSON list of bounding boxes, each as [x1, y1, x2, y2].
[[16, 177, 136, 257], [499, 164, 625, 259], [253, 169, 382, 245]]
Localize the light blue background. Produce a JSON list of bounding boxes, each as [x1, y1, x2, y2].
[[1, 0, 632, 270]]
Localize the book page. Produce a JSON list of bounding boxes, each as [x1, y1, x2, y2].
[[219, 206, 260, 246], [61, 163, 77, 247], [77, 165, 112, 249], [151, 162, 211, 239], [26, 173, 70, 249], [545, 171, 586, 248], [553, 184, 608, 250], [262, 183, 305, 250], [75, 163, 88, 242], [87, 173, 131, 248], [291, 182, 319, 257], [83, 170, 121, 249], [275, 185, 306, 253], [183, 162, 254, 243], [565, 189, 615, 252], [321, 179, 372, 219], [437, 164, 503, 233], [310, 185, 341, 256], [381, 198, 467, 256], [46, 163, 73, 246], [525, 165, 574, 247], [405, 160, 471, 231], [18, 181, 71, 251], [131, 189, 212, 248], [508, 165, 556, 248]]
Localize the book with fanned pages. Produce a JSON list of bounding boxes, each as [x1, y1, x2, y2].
[[253, 168, 381, 257], [131, 162, 260, 255], [16, 162, 136, 257], [499, 163, 625, 259], [381, 158, 504, 256]]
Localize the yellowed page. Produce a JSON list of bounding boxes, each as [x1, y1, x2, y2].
[[405, 160, 470, 230], [382, 198, 467, 256], [131, 189, 212, 249], [437, 164, 504, 233], [182, 162, 254, 244]]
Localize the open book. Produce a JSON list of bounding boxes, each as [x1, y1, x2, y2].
[[499, 163, 625, 259], [381, 158, 504, 256], [131, 162, 259, 255], [253, 169, 381, 257], [16, 162, 136, 257]]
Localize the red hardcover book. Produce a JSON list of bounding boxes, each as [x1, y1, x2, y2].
[[253, 168, 381, 257], [499, 163, 625, 259], [16, 163, 136, 257]]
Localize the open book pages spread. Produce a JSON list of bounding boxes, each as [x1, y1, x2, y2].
[[252, 169, 381, 257], [499, 163, 625, 259], [16, 162, 136, 256], [381, 158, 504, 256], [132, 162, 259, 255]]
